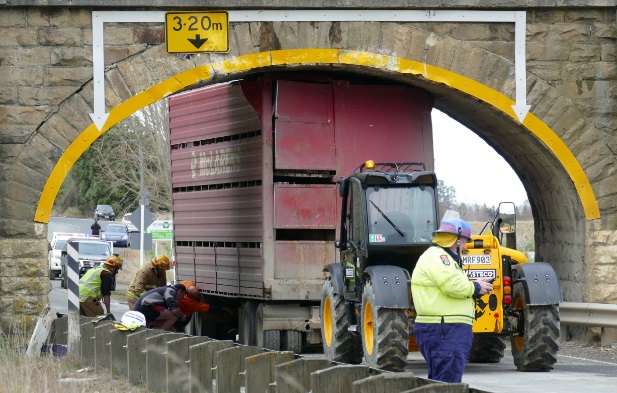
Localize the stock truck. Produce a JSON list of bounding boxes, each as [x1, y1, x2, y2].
[[168, 74, 435, 351]]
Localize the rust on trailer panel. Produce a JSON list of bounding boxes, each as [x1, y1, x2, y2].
[[274, 241, 335, 281], [274, 184, 337, 229]]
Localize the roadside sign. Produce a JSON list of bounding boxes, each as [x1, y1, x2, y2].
[[130, 206, 155, 231], [165, 11, 229, 54], [146, 220, 174, 240]]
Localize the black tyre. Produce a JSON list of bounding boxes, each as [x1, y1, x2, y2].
[[320, 278, 362, 363], [49, 269, 56, 281], [239, 301, 258, 346], [256, 303, 280, 350], [361, 280, 409, 371], [468, 335, 506, 363], [510, 282, 560, 371], [282, 330, 302, 353], [60, 266, 66, 289]]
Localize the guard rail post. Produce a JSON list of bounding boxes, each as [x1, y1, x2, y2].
[[215, 345, 263, 393], [310, 365, 375, 393], [94, 324, 115, 371], [245, 351, 295, 393], [166, 336, 210, 393], [127, 329, 162, 385], [110, 327, 145, 379], [275, 358, 332, 393], [146, 332, 185, 392], [560, 302, 617, 347], [189, 340, 234, 393]]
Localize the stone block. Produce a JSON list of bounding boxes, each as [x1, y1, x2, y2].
[[234, 23, 255, 56], [46, 113, 80, 143], [26, 9, 50, 27], [44, 67, 92, 86], [0, 48, 18, 66], [569, 43, 602, 62], [0, 87, 18, 105], [17, 47, 50, 67], [39, 27, 82, 46], [68, 9, 92, 28], [106, 67, 133, 102], [104, 27, 134, 46], [0, 9, 26, 27], [565, 9, 610, 22], [0, 28, 38, 46], [0, 67, 43, 87], [0, 105, 50, 125], [104, 45, 146, 65], [82, 28, 92, 46], [531, 9, 565, 24], [19, 86, 78, 106], [50, 47, 92, 67], [527, 41, 569, 62], [134, 27, 164, 44]]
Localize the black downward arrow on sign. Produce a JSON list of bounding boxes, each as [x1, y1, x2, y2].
[[188, 34, 208, 49]]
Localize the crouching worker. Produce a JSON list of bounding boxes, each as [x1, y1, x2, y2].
[[79, 255, 123, 317], [173, 280, 229, 332], [134, 284, 187, 331]]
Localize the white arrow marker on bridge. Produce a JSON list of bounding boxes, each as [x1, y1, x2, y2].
[[90, 10, 531, 131], [512, 11, 531, 123]]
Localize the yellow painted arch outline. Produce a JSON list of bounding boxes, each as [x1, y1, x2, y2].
[[34, 49, 600, 223]]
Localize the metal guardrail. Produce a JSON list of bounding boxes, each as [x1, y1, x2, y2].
[[560, 302, 617, 328]]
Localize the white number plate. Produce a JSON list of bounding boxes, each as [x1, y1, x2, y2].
[[462, 254, 492, 265], [468, 269, 496, 280]]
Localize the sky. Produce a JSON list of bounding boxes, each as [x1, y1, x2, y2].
[[432, 110, 529, 207]]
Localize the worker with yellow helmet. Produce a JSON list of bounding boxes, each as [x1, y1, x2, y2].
[[79, 254, 123, 317], [411, 210, 493, 383], [126, 254, 170, 310]]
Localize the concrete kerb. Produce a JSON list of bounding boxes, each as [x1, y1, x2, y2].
[[189, 340, 234, 393], [310, 365, 377, 393], [350, 372, 432, 393], [94, 323, 115, 372], [127, 329, 163, 385], [215, 345, 264, 393], [166, 336, 211, 393], [110, 326, 146, 380], [146, 332, 186, 393], [80, 318, 113, 367], [275, 357, 332, 393], [245, 351, 295, 393]]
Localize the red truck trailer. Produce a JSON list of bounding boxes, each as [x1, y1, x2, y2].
[[168, 74, 435, 351]]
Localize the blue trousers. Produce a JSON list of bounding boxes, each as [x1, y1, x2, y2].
[[414, 321, 473, 383]]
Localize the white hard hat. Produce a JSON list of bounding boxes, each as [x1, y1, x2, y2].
[[114, 311, 146, 331]]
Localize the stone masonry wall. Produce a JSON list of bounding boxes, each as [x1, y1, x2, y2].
[[0, 5, 615, 332]]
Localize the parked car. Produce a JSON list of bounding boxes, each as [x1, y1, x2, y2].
[[122, 213, 139, 233], [60, 237, 113, 289], [48, 232, 86, 280], [101, 223, 131, 247], [94, 204, 115, 221]]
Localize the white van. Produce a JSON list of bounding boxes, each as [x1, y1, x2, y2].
[[48, 232, 86, 280]]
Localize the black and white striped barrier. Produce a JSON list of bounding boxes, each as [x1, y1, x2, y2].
[[66, 241, 80, 312]]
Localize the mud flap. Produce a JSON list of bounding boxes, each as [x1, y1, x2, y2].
[[363, 265, 411, 308], [515, 262, 562, 305]]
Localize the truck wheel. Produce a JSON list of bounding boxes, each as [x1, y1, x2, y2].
[[320, 278, 362, 364], [510, 282, 560, 371], [49, 269, 55, 281], [239, 301, 258, 346], [256, 303, 281, 350], [468, 335, 506, 363], [361, 280, 409, 371], [282, 330, 302, 353]]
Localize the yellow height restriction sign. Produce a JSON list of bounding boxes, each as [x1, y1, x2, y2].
[[165, 11, 229, 54]]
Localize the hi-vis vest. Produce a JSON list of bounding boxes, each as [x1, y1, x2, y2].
[[79, 266, 108, 302], [410, 246, 476, 325]]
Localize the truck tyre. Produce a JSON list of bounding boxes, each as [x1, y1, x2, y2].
[[468, 335, 506, 363], [361, 280, 408, 371], [511, 282, 560, 371], [49, 269, 55, 281], [239, 301, 258, 346], [320, 278, 362, 364], [256, 303, 280, 350], [282, 330, 302, 353]]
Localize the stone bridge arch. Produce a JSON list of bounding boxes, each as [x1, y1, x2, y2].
[[1, 11, 614, 331]]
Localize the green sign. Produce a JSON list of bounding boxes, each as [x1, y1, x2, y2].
[[146, 220, 173, 241]]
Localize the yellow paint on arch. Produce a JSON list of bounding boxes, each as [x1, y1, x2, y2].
[[34, 49, 600, 223]]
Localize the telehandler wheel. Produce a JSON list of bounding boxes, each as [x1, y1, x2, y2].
[[361, 280, 409, 371], [510, 282, 560, 371], [468, 335, 506, 363], [320, 278, 362, 363]]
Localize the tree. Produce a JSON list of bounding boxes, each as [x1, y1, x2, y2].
[[437, 179, 457, 213], [56, 99, 172, 216]]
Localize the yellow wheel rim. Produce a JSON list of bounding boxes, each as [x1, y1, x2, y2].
[[364, 301, 374, 355], [324, 296, 333, 347], [513, 294, 524, 351]]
